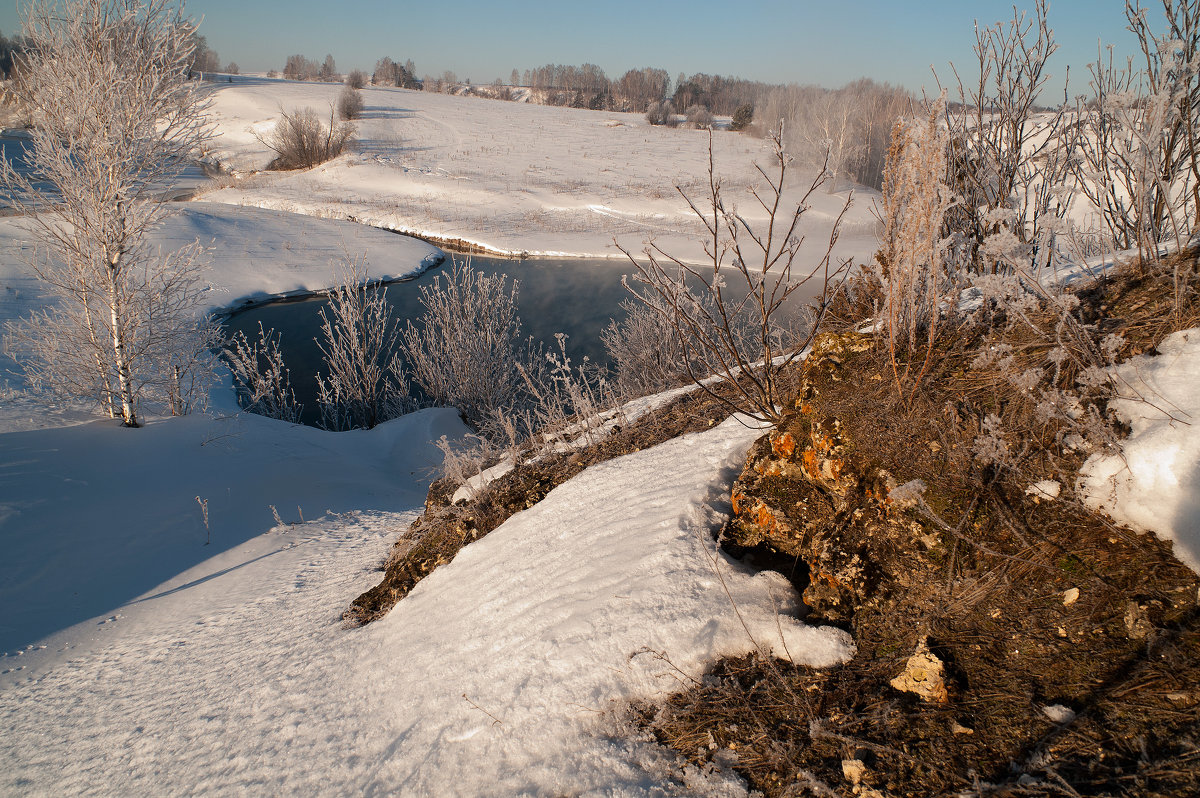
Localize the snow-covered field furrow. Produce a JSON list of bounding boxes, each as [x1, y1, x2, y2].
[[0, 413, 852, 797]]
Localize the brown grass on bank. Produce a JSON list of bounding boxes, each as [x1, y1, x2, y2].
[[632, 252, 1200, 797]]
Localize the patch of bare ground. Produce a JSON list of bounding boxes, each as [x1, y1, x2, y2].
[[631, 255, 1200, 797]]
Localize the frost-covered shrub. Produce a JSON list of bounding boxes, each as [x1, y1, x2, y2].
[[337, 86, 364, 120], [261, 107, 354, 170], [601, 298, 684, 398], [345, 69, 367, 90], [963, 276, 1128, 477], [518, 334, 620, 449], [431, 433, 502, 503], [601, 292, 765, 400], [685, 104, 713, 129], [223, 322, 302, 423], [619, 129, 849, 423], [645, 100, 675, 126], [315, 259, 408, 431], [400, 260, 525, 428]]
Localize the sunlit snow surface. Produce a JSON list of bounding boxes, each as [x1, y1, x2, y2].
[[1079, 328, 1200, 572], [201, 76, 880, 266], [1, 413, 852, 796]]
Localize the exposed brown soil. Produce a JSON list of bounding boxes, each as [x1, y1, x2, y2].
[[633, 258, 1200, 796]]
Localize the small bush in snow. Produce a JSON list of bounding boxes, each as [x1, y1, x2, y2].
[[601, 291, 763, 400], [345, 69, 367, 90], [223, 322, 303, 423], [685, 104, 713, 129], [337, 86, 364, 121], [260, 106, 354, 170], [400, 259, 526, 429], [601, 297, 685, 398], [645, 100, 675, 126], [315, 258, 408, 431], [518, 333, 620, 449]]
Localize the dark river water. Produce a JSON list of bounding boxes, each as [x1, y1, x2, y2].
[[223, 251, 830, 426], [222, 255, 643, 424], [0, 133, 211, 208]]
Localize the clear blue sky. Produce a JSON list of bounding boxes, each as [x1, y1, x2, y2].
[[1, 0, 1136, 95]]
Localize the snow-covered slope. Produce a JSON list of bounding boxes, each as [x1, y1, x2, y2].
[[0, 407, 468, 656], [0, 413, 851, 796]]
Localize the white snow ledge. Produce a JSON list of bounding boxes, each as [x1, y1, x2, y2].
[[1079, 328, 1200, 573], [364, 413, 855, 794]]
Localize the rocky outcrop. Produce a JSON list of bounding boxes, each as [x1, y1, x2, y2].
[[725, 334, 941, 626]]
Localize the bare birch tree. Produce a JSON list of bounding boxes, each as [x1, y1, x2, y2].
[[1, 0, 215, 426]]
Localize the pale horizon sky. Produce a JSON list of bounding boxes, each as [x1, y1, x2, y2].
[[1, 1, 1138, 97]]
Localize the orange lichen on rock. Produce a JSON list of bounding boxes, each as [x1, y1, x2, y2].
[[752, 501, 778, 534], [772, 431, 797, 458], [802, 448, 820, 480], [823, 457, 844, 482]]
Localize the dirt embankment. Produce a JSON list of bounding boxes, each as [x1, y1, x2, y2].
[[637, 260, 1200, 797]]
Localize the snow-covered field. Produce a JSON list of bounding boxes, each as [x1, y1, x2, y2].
[[202, 76, 880, 265], [2, 75, 1200, 795]]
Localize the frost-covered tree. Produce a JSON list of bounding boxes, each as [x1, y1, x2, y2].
[[400, 260, 525, 427], [283, 54, 319, 81], [938, 0, 1068, 273], [1, 0, 216, 426], [319, 53, 337, 82], [801, 90, 864, 193], [1075, 0, 1200, 275], [314, 259, 407, 431], [186, 30, 218, 75]]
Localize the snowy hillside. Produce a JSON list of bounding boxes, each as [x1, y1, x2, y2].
[[3, 67, 1200, 797], [200, 76, 880, 265]]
